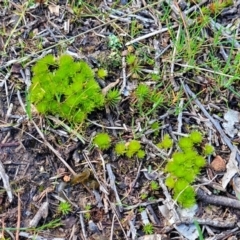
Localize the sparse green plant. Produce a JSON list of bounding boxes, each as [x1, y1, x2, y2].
[[150, 122, 159, 131], [93, 133, 111, 150], [108, 34, 122, 50], [143, 223, 154, 235], [105, 89, 121, 108], [84, 204, 91, 220], [138, 206, 145, 213], [29, 54, 104, 123], [140, 193, 148, 200], [97, 68, 108, 79], [58, 201, 71, 215], [126, 54, 137, 65], [150, 181, 159, 191], [126, 53, 143, 77], [134, 84, 165, 117], [136, 84, 150, 100]]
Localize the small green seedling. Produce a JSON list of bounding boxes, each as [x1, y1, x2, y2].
[[105, 89, 121, 109], [97, 68, 108, 79], [58, 201, 71, 215], [150, 181, 159, 191], [143, 223, 154, 235], [84, 204, 91, 220]]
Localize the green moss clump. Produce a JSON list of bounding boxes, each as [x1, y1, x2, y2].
[[114, 140, 145, 159], [115, 142, 126, 156], [126, 140, 141, 157], [93, 133, 111, 150], [29, 54, 105, 123], [165, 131, 213, 208], [157, 134, 173, 150], [203, 144, 214, 155], [178, 137, 193, 151], [189, 131, 203, 144]]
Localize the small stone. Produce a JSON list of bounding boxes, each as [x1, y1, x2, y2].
[[211, 155, 226, 172]]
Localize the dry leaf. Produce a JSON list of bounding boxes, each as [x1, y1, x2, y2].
[[48, 5, 60, 16], [232, 176, 240, 200], [211, 155, 226, 172], [222, 109, 240, 138], [222, 147, 238, 189]]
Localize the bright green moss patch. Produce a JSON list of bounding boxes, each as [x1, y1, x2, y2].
[[165, 131, 214, 208], [29, 54, 105, 123]]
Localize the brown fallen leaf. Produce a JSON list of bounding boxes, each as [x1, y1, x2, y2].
[[211, 155, 226, 172]]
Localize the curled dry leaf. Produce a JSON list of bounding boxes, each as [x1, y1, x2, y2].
[[211, 155, 226, 172], [222, 147, 239, 189]]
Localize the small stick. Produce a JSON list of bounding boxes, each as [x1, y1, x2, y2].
[[0, 142, 20, 148], [0, 160, 13, 202], [177, 216, 236, 228], [177, 99, 184, 133], [125, 25, 178, 46], [32, 120, 77, 176], [106, 163, 123, 212], [197, 188, 240, 210], [16, 192, 21, 240], [120, 56, 127, 94], [79, 212, 88, 240]]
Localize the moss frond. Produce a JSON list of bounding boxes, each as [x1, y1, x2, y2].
[[165, 161, 177, 173], [184, 171, 196, 183], [128, 140, 141, 154], [189, 131, 203, 144], [165, 176, 176, 189], [59, 54, 74, 67], [178, 137, 193, 151], [158, 134, 173, 149], [172, 152, 185, 165], [136, 149, 145, 159], [93, 133, 111, 150], [97, 68, 108, 79], [115, 142, 126, 156], [174, 186, 196, 208], [203, 144, 214, 155], [195, 156, 206, 168], [174, 179, 189, 193], [173, 166, 186, 178], [185, 151, 198, 162]]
